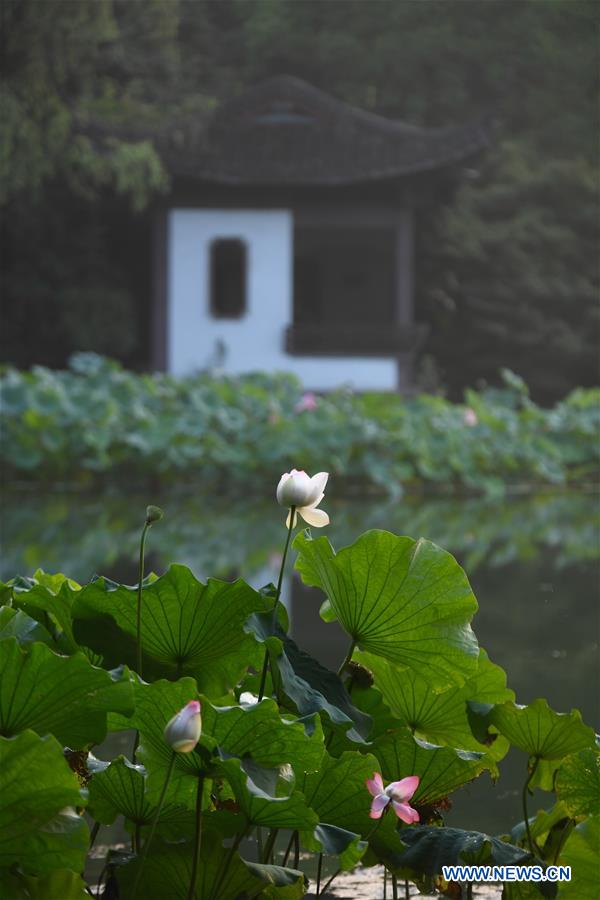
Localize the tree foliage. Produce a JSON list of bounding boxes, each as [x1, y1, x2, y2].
[[2, 0, 598, 397]]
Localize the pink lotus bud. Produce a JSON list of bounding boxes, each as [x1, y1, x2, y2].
[[164, 700, 202, 753]]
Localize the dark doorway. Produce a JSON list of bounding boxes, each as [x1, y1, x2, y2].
[[293, 226, 395, 330]]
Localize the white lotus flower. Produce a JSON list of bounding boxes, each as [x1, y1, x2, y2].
[[164, 700, 202, 753], [276, 469, 329, 528]]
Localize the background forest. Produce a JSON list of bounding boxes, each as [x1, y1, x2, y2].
[[2, 0, 598, 401]]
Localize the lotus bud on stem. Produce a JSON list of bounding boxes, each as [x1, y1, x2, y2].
[[132, 505, 163, 761], [132, 701, 201, 899]]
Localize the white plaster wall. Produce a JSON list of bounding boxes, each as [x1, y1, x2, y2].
[[167, 208, 398, 390]]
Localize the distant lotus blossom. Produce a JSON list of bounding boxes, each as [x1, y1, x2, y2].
[[366, 772, 420, 823], [269, 551, 283, 569], [463, 407, 478, 427], [276, 469, 329, 528], [294, 392, 318, 413]]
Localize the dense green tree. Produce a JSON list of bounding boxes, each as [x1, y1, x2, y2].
[[2, 0, 598, 397]]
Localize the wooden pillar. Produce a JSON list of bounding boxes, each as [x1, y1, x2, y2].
[[394, 207, 413, 325], [394, 208, 415, 390]]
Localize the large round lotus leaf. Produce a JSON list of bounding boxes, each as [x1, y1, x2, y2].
[[217, 756, 318, 830], [87, 755, 195, 839], [299, 750, 407, 864], [117, 830, 307, 899], [395, 826, 537, 874], [11, 570, 82, 654], [109, 676, 203, 808], [0, 606, 53, 645], [0, 869, 89, 899], [370, 728, 488, 805], [300, 750, 382, 836], [490, 699, 595, 760], [72, 565, 270, 694], [558, 816, 600, 900], [294, 530, 479, 691], [0, 637, 133, 748], [300, 823, 367, 872], [356, 648, 512, 768], [202, 697, 324, 772], [556, 748, 600, 817], [0, 730, 88, 875]]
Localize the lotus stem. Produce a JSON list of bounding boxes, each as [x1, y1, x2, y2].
[[282, 830, 296, 866], [209, 830, 245, 900], [258, 506, 295, 702], [316, 851, 323, 895], [319, 866, 341, 897], [89, 821, 100, 849], [405, 876, 410, 899], [136, 520, 151, 679], [186, 775, 205, 900], [132, 751, 176, 899], [337, 639, 356, 678], [262, 827, 279, 863], [522, 755, 541, 855], [392, 872, 398, 899]]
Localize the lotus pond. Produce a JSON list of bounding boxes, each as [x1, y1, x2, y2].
[[0, 485, 598, 898]]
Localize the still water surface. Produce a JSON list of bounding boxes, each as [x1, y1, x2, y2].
[[2, 487, 598, 838]]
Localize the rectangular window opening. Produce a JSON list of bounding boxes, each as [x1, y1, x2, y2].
[[210, 238, 247, 318]]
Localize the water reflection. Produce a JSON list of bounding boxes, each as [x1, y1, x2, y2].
[[1, 487, 598, 836]]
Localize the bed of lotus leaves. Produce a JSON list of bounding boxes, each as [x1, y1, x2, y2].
[[1, 354, 599, 496], [0, 524, 598, 898]]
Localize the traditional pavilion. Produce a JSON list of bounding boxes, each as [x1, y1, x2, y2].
[[152, 76, 488, 390]]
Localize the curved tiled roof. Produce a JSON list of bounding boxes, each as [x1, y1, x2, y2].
[[164, 75, 489, 186]]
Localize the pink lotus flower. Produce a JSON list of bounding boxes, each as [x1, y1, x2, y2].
[[276, 469, 329, 528], [164, 700, 202, 753], [294, 392, 318, 413], [366, 772, 420, 823], [463, 407, 478, 427]]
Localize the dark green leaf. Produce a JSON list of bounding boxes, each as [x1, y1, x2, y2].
[[396, 826, 555, 897], [118, 829, 307, 898], [245, 612, 371, 741], [0, 869, 89, 899], [300, 823, 367, 871], [242, 861, 308, 898]]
